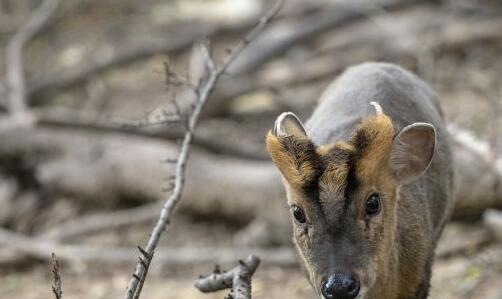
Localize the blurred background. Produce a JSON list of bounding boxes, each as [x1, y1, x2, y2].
[[1, 0, 502, 298]]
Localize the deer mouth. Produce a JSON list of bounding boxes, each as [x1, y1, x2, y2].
[[320, 288, 367, 299]]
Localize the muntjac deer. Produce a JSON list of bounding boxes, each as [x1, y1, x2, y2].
[[266, 62, 453, 299]]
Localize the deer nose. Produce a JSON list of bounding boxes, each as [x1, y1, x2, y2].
[[321, 272, 360, 299]]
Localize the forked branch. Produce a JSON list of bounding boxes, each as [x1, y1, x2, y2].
[[194, 255, 261, 299], [123, 1, 286, 299]]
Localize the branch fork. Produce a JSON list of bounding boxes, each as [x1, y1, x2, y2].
[[194, 255, 261, 299]]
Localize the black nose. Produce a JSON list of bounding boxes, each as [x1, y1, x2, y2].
[[321, 272, 360, 299]]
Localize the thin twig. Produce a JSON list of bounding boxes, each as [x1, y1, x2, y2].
[[5, 0, 59, 115], [31, 107, 184, 137], [217, 0, 285, 76], [194, 255, 261, 299], [123, 2, 285, 298], [51, 253, 63, 299]]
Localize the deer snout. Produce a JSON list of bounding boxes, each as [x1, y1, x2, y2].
[[321, 272, 360, 299]]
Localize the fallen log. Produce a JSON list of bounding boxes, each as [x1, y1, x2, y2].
[[0, 227, 297, 266], [484, 209, 502, 242], [0, 124, 286, 220], [0, 121, 500, 241], [449, 125, 502, 220]]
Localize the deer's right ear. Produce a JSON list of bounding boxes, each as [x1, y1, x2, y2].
[[389, 123, 436, 184], [266, 113, 320, 188]]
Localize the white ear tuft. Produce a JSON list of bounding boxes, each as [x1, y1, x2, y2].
[[272, 112, 307, 138], [390, 122, 436, 184]]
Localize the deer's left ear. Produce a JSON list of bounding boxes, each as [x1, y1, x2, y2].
[[389, 123, 436, 184]]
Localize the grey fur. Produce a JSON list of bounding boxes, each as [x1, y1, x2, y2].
[[300, 62, 453, 298], [307, 62, 453, 240]]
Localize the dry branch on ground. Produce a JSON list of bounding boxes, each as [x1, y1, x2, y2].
[[194, 255, 261, 299], [1, 2, 502, 298]]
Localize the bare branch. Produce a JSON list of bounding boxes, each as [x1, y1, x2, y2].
[[30, 107, 183, 136], [194, 255, 261, 299], [26, 106, 267, 159], [218, 0, 285, 76], [131, 246, 153, 299], [123, 2, 285, 298], [5, 0, 59, 115], [51, 253, 63, 299], [231, 257, 260, 299]]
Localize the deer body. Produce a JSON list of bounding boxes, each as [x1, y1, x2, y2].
[[266, 62, 453, 299]]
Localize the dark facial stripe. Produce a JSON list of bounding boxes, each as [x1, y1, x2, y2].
[[282, 136, 324, 188], [343, 156, 360, 212]]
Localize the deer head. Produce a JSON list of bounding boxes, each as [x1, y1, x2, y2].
[[266, 103, 436, 299]]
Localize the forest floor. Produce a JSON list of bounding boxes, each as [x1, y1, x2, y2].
[[1, 217, 501, 299], [1, 1, 502, 299]]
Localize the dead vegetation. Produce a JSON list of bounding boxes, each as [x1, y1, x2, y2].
[[1, 0, 502, 298]]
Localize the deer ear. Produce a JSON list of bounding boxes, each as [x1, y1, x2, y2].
[[272, 112, 307, 139], [390, 123, 436, 184]]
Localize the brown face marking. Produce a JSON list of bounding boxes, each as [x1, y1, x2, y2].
[[267, 112, 397, 245], [266, 132, 323, 189], [318, 142, 355, 199], [267, 111, 394, 207], [351, 113, 394, 183]]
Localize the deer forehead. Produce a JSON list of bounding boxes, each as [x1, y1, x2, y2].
[[267, 109, 396, 208], [289, 147, 388, 207]]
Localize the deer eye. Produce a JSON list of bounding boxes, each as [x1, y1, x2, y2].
[[365, 193, 381, 216], [291, 205, 306, 224]]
